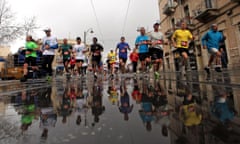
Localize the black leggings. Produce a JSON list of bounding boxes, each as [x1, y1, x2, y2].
[[132, 62, 138, 73], [42, 55, 54, 76]]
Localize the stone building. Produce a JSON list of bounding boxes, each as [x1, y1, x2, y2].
[[158, 1, 240, 143], [159, 0, 240, 70]]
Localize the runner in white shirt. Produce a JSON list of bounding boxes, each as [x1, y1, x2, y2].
[[149, 22, 164, 79], [41, 28, 58, 78], [73, 37, 88, 76]]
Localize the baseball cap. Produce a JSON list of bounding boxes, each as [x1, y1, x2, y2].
[[43, 27, 51, 32], [154, 22, 160, 26], [211, 23, 217, 27]]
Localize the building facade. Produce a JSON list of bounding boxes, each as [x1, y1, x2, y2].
[[159, 0, 240, 70], [158, 1, 240, 143]]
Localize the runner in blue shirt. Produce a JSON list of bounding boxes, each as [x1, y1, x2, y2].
[[135, 27, 151, 73], [202, 24, 225, 75], [115, 36, 131, 73]]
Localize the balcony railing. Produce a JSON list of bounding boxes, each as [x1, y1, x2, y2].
[[193, 0, 219, 22], [163, 1, 178, 15]]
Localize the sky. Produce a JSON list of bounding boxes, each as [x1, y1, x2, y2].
[[8, 0, 159, 58]]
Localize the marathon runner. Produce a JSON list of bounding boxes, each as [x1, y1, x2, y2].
[[115, 36, 131, 74], [73, 37, 88, 77], [89, 37, 104, 80]]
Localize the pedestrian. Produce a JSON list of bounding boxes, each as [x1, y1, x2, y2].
[[171, 22, 193, 75], [115, 36, 131, 73], [201, 24, 225, 73], [20, 35, 39, 82], [90, 37, 104, 79], [41, 28, 58, 80], [59, 38, 72, 74], [135, 27, 151, 73], [149, 22, 164, 79], [129, 48, 139, 74], [73, 37, 87, 77]]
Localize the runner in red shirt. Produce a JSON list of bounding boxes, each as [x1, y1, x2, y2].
[[69, 56, 76, 75], [130, 48, 139, 74]]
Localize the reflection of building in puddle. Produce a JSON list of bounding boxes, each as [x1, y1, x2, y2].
[[163, 75, 240, 144], [0, 101, 6, 115]]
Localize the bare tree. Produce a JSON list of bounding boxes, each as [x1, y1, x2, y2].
[[0, 0, 38, 44], [23, 16, 39, 36]]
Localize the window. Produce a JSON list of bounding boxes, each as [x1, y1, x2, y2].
[[205, 0, 213, 8]]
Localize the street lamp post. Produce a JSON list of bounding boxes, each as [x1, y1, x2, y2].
[[84, 28, 94, 45]]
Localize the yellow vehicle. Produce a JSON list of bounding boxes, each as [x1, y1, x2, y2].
[[0, 54, 24, 80], [0, 67, 23, 80]]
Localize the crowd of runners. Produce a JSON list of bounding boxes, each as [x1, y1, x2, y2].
[[19, 21, 226, 82]]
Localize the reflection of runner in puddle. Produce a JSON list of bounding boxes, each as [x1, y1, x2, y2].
[[139, 82, 154, 131], [58, 87, 72, 124], [38, 87, 57, 140], [20, 89, 38, 134], [40, 107, 57, 139], [179, 92, 202, 127], [107, 80, 119, 105], [68, 85, 77, 107], [152, 81, 172, 137], [118, 79, 133, 121], [91, 83, 105, 126], [75, 86, 89, 126], [131, 78, 142, 104], [211, 91, 237, 125]]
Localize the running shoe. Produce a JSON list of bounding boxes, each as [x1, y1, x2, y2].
[[46, 75, 52, 82], [20, 76, 27, 82], [214, 67, 222, 72], [94, 73, 98, 80], [154, 71, 160, 79], [204, 67, 210, 74]]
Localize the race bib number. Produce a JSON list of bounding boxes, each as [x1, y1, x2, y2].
[[142, 41, 147, 45], [120, 49, 126, 53], [181, 41, 188, 47], [157, 40, 163, 44], [111, 56, 115, 61], [94, 50, 100, 56], [64, 51, 69, 55]]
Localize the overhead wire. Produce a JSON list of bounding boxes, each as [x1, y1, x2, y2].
[[90, 0, 104, 44], [121, 0, 131, 36]]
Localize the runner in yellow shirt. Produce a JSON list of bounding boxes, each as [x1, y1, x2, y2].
[[107, 50, 117, 79], [171, 22, 193, 74]]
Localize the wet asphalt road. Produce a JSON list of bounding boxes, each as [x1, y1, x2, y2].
[[0, 71, 240, 144]]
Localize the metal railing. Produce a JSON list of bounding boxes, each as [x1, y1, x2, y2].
[[163, 0, 178, 14], [193, 0, 218, 17]]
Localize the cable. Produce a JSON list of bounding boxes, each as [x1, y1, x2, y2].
[[90, 0, 104, 44], [121, 0, 131, 36]]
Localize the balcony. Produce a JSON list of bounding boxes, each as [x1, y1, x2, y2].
[[163, 1, 178, 15], [193, 0, 219, 23]]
